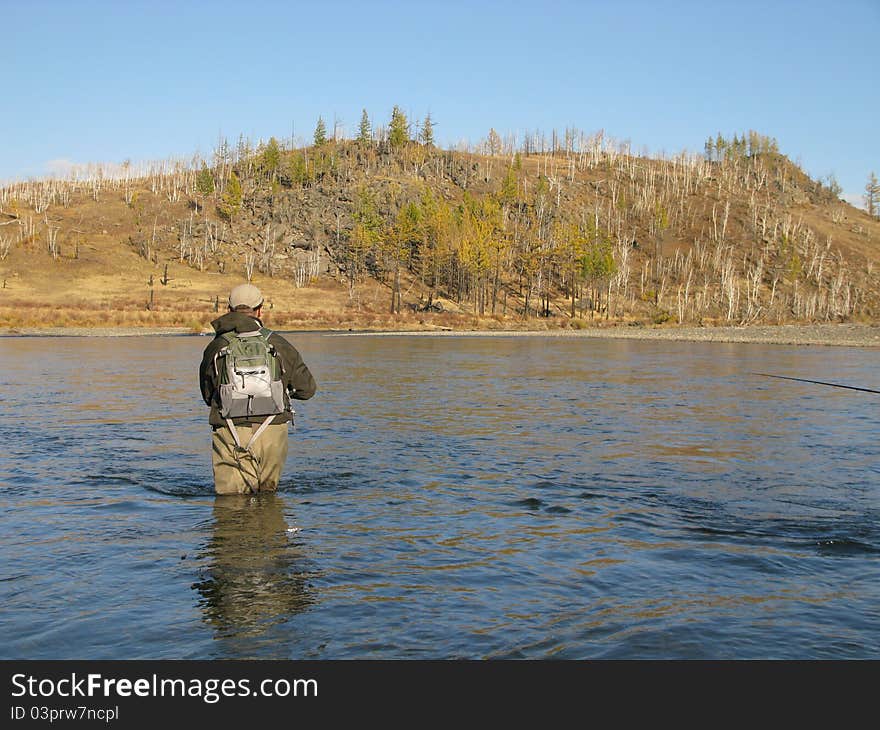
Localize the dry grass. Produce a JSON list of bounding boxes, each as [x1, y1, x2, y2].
[[0, 288, 485, 334], [0, 231, 541, 332]]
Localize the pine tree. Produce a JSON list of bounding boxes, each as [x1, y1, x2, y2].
[[261, 137, 281, 179], [715, 132, 726, 160], [347, 186, 385, 295], [389, 106, 409, 149], [219, 171, 242, 222], [314, 117, 328, 147], [419, 113, 435, 146], [196, 165, 215, 196], [732, 133, 741, 158], [747, 130, 759, 157], [357, 109, 372, 146], [289, 152, 312, 186], [500, 166, 517, 207]]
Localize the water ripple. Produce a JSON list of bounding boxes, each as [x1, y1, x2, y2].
[[1, 334, 878, 659]]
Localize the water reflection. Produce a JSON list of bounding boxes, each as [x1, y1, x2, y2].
[[192, 494, 315, 649]]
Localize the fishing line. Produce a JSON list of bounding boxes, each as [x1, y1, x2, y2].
[[752, 373, 880, 394]]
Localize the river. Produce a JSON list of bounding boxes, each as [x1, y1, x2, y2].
[[0, 332, 877, 658]]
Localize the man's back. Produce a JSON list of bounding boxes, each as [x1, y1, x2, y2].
[[200, 309, 316, 428], [200, 284, 316, 494]]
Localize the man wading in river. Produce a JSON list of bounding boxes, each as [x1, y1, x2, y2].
[[199, 283, 316, 494]]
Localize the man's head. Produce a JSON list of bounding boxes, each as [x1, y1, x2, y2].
[[228, 283, 264, 316]]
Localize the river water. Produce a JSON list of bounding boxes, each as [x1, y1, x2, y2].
[[0, 332, 877, 659]]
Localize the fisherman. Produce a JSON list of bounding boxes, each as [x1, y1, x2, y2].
[[199, 283, 316, 494]]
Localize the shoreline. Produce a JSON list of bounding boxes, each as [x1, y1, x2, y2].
[[335, 323, 880, 347], [2, 322, 879, 347]]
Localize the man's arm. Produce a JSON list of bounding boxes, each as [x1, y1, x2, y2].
[[272, 335, 317, 400], [199, 342, 220, 406]]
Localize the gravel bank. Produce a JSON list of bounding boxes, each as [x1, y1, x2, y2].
[[0, 327, 195, 338], [2, 323, 879, 347], [336, 323, 880, 347]]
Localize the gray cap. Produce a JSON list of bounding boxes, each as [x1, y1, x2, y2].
[[228, 283, 263, 310]]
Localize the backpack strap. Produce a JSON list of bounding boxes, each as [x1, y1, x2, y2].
[[213, 331, 236, 377], [259, 327, 277, 354], [224, 414, 276, 492], [225, 415, 276, 454], [259, 327, 284, 378]]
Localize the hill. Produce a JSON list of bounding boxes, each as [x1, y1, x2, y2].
[[1, 128, 878, 333]]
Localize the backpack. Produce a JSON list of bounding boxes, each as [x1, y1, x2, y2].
[[214, 328, 286, 419]]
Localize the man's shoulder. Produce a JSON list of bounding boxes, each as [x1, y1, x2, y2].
[[201, 333, 226, 358], [267, 331, 302, 361], [267, 330, 294, 346]]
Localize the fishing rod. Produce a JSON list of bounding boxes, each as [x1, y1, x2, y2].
[[752, 373, 880, 395]]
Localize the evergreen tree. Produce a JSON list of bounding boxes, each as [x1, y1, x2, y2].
[[581, 238, 617, 294], [357, 109, 372, 146], [419, 113, 435, 146], [704, 136, 715, 161], [554, 221, 587, 318], [747, 130, 759, 157], [352, 186, 384, 241], [389, 106, 409, 148], [261, 136, 281, 179], [235, 135, 253, 166], [500, 166, 518, 207], [314, 116, 328, 147], [196, 164, 215, 196], [348, 186, 385, 293], [387, 201, 422, 313], [219, 171, 242, 222], [289, 152, 312, 186]]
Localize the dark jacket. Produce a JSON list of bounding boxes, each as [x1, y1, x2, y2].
[[199, 311, 316, 428]]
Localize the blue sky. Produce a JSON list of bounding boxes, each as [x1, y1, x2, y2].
[[2, 0, 878, 206]]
